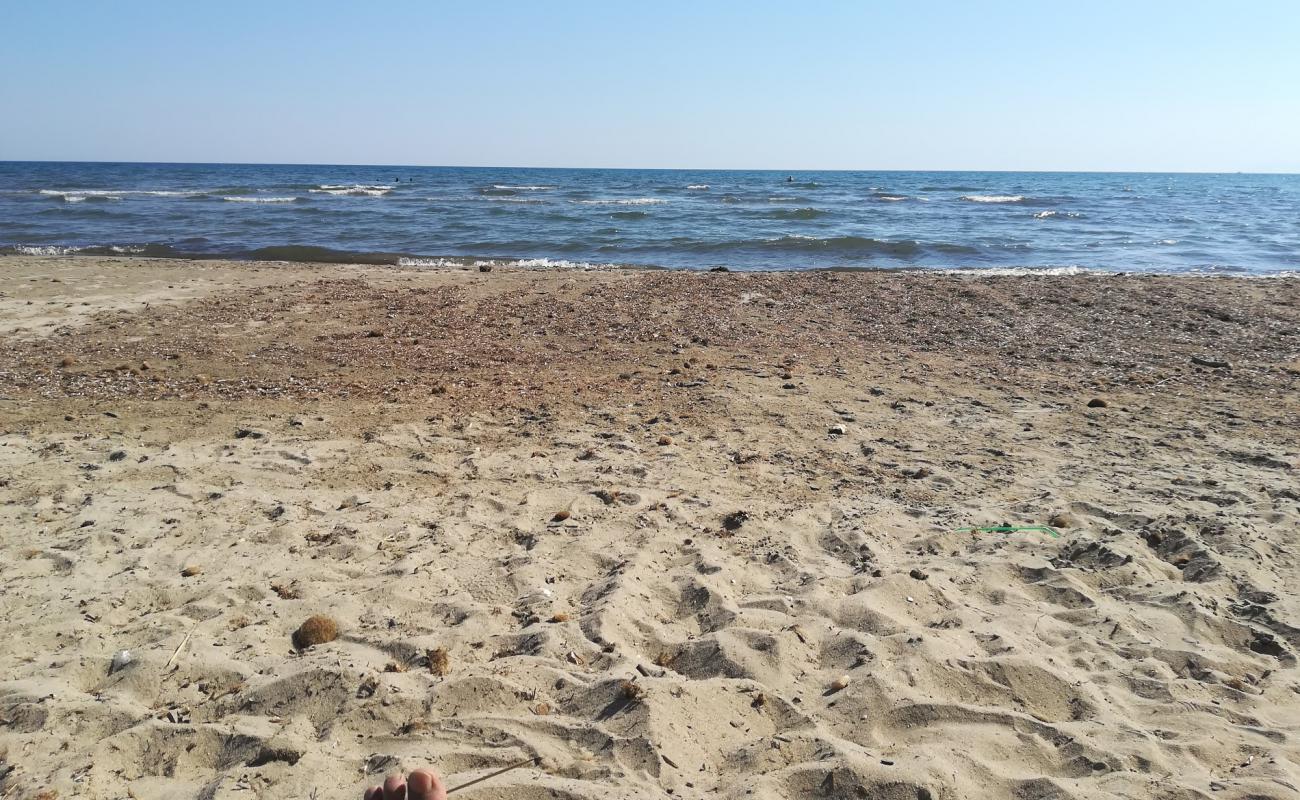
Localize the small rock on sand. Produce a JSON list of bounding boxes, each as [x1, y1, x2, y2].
[[1086, 398, 1108, 408], [722, 511, 749, 531]]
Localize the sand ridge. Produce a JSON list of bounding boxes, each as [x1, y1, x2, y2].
[[1, 256, 1299, 799]]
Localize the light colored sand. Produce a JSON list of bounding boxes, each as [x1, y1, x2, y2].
[[1, 256, 1299, 799]]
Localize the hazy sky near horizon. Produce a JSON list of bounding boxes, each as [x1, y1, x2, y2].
[[3, 1, 1298, 172]]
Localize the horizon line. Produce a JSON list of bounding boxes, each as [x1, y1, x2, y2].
[[1, 159, 1296, 176]]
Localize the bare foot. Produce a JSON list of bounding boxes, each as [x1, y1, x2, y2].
[[363, 769, 447, 800]]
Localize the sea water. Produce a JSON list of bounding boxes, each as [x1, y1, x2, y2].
[[2, 162, 1297, 273]]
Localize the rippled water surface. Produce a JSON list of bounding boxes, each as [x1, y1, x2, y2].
[[2, 162, 1297, 272]]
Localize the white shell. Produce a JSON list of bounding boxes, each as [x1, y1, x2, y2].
[[110, 649, 132, 673]]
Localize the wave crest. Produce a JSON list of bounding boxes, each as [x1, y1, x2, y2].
[[397, 256, 617, 269], [574, 198, 667, 206], [222, 196, 298, 203], [767, 207, 829, 220], [311, 185, 392, 196]]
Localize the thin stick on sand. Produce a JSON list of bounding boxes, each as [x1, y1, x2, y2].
[[446, 756, 540, 795], [164, 628, 195, 671]]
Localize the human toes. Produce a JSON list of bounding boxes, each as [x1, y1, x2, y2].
[[382, 773, 407, 800], [406, 769, 447, 800]]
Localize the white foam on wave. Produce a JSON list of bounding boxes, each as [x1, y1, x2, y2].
[[485, 197, 547, 204], [44, 191, 121, 202], [1033, 210, 1082, 219], [687, 184, 709, 190], [39, 189, 198, 198], [13, 245, 82, 255], [876, 195, 908, 202], [492, 185, 555, 191], [960, 195, 1025, 204], [9, 244, 148, 256], [311, 184, 393, 196], [222, 196, 298, 203], [398, 256, 618, 270], [937, 265, 1093, 276], [574, 198, 667, 206]]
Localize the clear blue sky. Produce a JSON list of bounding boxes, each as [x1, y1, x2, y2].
[[3, 1, 1298, 171]]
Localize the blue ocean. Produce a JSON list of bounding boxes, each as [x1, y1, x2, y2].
[[1, 162, 1297, 273]]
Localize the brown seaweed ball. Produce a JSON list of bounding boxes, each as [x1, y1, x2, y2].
[[427, 647, 451, 676], [292, 615, 339, 650], [618, 678, 644, 701]]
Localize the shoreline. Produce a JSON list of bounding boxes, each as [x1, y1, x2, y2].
[[3, 250, 1299, 277], [2, 255, 1299, 799]]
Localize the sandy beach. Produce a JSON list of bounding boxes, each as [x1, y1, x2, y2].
[[2, 255, 1299, 800]]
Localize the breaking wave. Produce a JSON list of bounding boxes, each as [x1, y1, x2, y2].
[[960, 195, 1026, 204], [938, 266, 1094, 276], [310, 185, 392, 196], [575, 198, 667, 205], [1033, 210, 1082, 219], [767, 207, 829, 220], [398, 256, 618, 269]]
